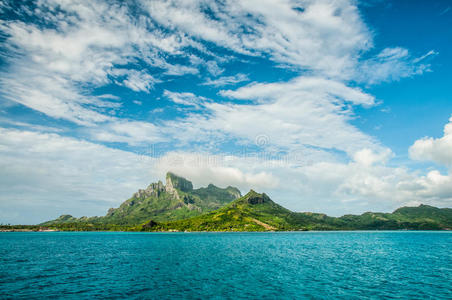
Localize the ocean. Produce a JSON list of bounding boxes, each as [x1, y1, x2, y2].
[[1, 231, 451, 299]]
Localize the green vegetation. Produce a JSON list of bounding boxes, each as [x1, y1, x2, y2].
[[337, 204, 452, 230], [142, 190, 296, 231], [0, 225, 50, 232], [142, 190, 452, 232], [14, 173, 452, 232]]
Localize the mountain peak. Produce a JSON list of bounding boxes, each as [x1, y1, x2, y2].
[[242, 190, 271, 205], [166, 172, 193, 193]]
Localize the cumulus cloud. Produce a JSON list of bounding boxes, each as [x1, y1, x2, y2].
[[409, 117, 452, 167], [353, 148, 393, 166]]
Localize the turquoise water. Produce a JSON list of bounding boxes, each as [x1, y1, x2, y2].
[[0, 232, 451, 299]]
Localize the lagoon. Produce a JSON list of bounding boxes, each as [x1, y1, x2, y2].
[[1, 231, 451, 299]]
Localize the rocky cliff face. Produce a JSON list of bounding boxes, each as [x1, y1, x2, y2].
[[243, 190, 271, 204], [166, 172, 193, 192], [133, 181, 165, 199]]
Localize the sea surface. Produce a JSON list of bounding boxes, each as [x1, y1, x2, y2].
[[0, 231, 451, 299]]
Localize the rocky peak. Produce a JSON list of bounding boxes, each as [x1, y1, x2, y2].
[[242, 190, 271, 205], [165, 172, 193, 193], [133, 180, 165, 199]]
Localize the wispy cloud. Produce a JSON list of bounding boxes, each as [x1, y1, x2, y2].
[[439, 6, 451, 16], [115, 70, 159, 93], [202, 74, 249, 87], [0, 0, 206, 124], [357, 47, 436, 84], [142, 0, 373, 79], [170, 76, 379, 156], [163, 90, 208, 108]]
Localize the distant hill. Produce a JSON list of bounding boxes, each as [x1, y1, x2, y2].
[[41, 172, 241, 227], [142, 191, 452, 232]]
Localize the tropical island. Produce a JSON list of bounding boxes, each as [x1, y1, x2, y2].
[[2, 172, 451, 232]]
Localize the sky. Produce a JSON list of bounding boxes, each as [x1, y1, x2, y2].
[[0, 0, 451, 224]]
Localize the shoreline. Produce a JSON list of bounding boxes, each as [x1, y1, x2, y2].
[[1, 229, 450, 233]]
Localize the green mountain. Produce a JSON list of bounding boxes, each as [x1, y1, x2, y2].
[[41, 172, 241, 227], [142, 191, 452, 232]]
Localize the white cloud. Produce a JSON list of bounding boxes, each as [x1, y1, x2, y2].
[[202, 74, 249, 87], [205, 60, 224, 76], [409, 117, 452, 167], [0, 127, 158, 224], [88, 120, 165, 146], [353, 148, 393, 166], [154, 151, 279, 191], [397, 170, 452, 207], [163, 64, 199, 76], [166, 76, 380, 156], [0, 117, 63, 133], [221, 76, 375, 105], [0, 66, 115, 125], [140, 0, 432, 84], [143, 0, 372, 78], [412, 50, 439, 63], [163, 90, 208, 108], [0, 0, 432, 129], [358, 47, 434, 84], [118, 70, 158, 93], [0, 0, 203, 124]]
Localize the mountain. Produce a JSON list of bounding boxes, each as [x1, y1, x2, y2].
[[41, 172, 241, 227], [40, 173, 452, 231], [142, 191, 452, 232]]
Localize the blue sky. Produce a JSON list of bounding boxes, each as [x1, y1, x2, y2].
[[0, 0, 451, 224]]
